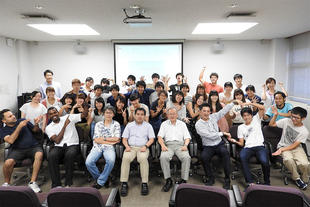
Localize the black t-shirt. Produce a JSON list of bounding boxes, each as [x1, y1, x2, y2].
[[150, 99, 166, 122], [0, 119, 39, 149], [113, 109, 129, 126]]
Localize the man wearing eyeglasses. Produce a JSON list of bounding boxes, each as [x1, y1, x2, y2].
[[270, 106, 310, 190]]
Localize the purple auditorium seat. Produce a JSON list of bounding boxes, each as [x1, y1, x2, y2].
[[232, 184, 310, 207], [0, 186, 47, 207], [169, 183, 237, 207], [47, 187, 121, 207]]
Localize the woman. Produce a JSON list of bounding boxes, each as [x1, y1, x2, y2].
[[41, 87, 61, 110], [166, 91, 189, 123], [181, 83, 192, 107], [72, 93, 90, 142], [59, 93, 75, 116], [219, 82, 234, 104], [85, 106, 120, 189], [20, 90, 47, 131], [261, 77, 288, 111], [229, 89, 250, 126], [87, 97, 105, 138], [113, 96, 128, 135], [193, 84, 208, 103], [150, 90, 168, 136], [82, 77, 94, 96], [208, 90, 229, 132], [187, 94, 204, 124]]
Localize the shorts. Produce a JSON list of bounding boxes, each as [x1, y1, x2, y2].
[[6, 145, 43, 164]]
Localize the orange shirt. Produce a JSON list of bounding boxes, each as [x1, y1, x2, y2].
[[203, 82, 224, 94]]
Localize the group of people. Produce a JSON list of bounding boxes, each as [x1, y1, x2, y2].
[[0, 67, 309, 196]]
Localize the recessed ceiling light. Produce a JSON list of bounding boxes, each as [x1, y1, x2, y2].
[[27, 24, 100, 36], [192, 22, 258, 34], [35, 4, 44, 10]]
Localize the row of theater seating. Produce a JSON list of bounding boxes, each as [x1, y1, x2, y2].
[[1, 182, 309, 207], [0, 185, 121, 207]]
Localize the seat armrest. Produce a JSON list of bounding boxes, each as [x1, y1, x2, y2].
[[169, 184, 179, 207], [105, 188, 121, 207], [188, 140, 194, 157], [115, 143, 120, 159], [231, 144, 237, 159], [232, 184, 243, 207], [228, 189, 237, 207], [150, 143, 156, 159], [155, 141, 161, 159], [80, 142, 88, 161], [222, 137, 231, 154]]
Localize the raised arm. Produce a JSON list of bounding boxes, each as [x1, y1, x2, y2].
[[279, 82, 288, 97], [49, 117, 70, 144], [261, 84, 267, 101], [199, 67, 206, 84]]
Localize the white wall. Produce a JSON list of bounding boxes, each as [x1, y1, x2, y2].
[[26, 41, 114, 93], [0, 37, 19, 112], [183, 40, 273, 95], [21, 40, 276, 96]]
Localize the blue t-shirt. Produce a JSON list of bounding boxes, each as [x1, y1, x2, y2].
[[0, 119, 39, 149], [265, 103, 293, 121]]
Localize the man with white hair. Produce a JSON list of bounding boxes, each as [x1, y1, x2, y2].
[[158, 107, 191, 192]]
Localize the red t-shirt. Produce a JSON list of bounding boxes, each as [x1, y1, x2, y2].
[[203, 82, 224, 94]]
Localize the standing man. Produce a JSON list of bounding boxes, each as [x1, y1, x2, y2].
[[199, 67, 223, 94], [0, 109, 43, 193], [45, 107, 87, 188], [120, 108, 155, 196], [40, 69, 62, 99], [158, 107, 191, 192]]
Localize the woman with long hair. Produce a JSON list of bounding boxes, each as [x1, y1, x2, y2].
[[208, 90, 229, 132], [166, 91, 189, 123], [113, 96, 128, 135], [150, 90, 168, 136], [228, 89, 250, 126], [87, 97, 105, 138]]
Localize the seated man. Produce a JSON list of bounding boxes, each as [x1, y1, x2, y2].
[[45, 106, 87, 188], [270, 106, 310, 190], [0, 109, 43, 193], [195, 100, 240, 189], [264, 91, 293, 121], [229, 103, 270, 187], [158, 107, 191, 192], [120, 108, 155, 196], [85, 106, 121, 189], [128, 93, 149, 122]]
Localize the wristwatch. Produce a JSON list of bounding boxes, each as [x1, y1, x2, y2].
[[145, 145, 149, 148], [104, 137, 107, 141]]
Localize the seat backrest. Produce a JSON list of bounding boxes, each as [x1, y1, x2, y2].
[[262, 126, 283, 151], [47, 187, 105, 207], [175, 183, 230, 207], [0, 186, 42, 207], [244, 184, 306, 207]]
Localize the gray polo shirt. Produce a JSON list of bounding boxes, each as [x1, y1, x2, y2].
[[122, 121, 155, 147]]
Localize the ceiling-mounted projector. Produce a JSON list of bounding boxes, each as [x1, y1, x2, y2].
[[123, 7, 152, 25]]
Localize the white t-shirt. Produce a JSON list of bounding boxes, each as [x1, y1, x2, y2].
[[158, 120, 191, 142], [276, 118, 309, 148], [229, 100, 251, 124], [45, 114, 81, 147], [238, 114, 264, 148], [219, 92, 234, 103], [20, 103, 47, 128]]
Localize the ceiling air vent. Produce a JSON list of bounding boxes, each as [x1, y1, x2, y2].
[[21, 14, 55, 22], [226, 12, 256, 19]]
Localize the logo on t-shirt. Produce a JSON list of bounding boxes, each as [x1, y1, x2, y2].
[[284, 126, 299, 144]]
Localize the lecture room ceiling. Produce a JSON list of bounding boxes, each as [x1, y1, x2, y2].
[[0, 0, 309, 41]]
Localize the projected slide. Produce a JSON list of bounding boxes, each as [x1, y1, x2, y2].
[[114, 43, 183, 86]]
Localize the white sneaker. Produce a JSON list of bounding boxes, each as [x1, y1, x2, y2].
[[2, 183, 10, 187], [28, 182, 42, 193]]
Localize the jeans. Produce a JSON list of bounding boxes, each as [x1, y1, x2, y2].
[[90, 122, 96, 139], [85, 145, 116, 186], [240, 146, 270, 184], [48, 145, 79, 188], [201, 141, 231, 180]]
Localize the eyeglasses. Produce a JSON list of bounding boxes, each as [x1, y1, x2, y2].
[[291, 115, 301, 120]]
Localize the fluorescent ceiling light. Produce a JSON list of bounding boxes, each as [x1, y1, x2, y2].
[[192, 22, 258, 34], [27, 24, 100, 36]]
